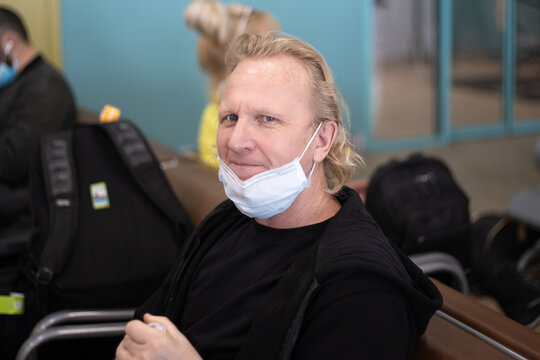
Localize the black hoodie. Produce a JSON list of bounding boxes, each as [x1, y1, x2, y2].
[[136, 187, 442, 359]]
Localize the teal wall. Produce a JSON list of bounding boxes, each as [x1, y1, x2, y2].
[[61, 0, 366, 149]]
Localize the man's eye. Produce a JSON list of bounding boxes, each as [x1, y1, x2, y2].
[[224, 114, 238, 122], [262, 115, 276, 122]]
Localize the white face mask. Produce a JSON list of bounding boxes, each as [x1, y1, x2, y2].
[[219, 122, 322, 219]]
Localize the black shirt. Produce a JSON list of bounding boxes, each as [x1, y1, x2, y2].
[[136, 189, 442, 359], [180, 217, 412, 359]]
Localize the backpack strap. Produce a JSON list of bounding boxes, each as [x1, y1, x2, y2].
[[100, 120, 193, 236], [36, 130, 78, 285], [237, 241, 319, 360]]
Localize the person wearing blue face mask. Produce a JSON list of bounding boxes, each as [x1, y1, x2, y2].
[[0, 7, 75, 230], [117, 32, 442, 360]]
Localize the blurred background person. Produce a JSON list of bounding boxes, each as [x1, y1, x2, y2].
[[184, 0, 279, 169], [0, 7, 75, 230]]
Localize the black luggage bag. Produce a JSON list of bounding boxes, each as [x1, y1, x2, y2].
[[471, 214, 540, 327]]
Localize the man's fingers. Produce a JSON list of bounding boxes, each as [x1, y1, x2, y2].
[[116, 335, 138, 359], [124, 319, 154, 344], [116, 342, 131, 360]]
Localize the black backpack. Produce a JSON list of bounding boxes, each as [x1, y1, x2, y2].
[[0, 120, 193, 358], [27, 119, 193, 310], [365, 153, 471, 267], [471, 214, 540, 327]]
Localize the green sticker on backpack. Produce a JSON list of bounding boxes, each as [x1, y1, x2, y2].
[[0, 293, 25, 315], [90, 182, 110, 210]]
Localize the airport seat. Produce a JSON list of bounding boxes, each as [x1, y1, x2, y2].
[[16, 310, 133, 360], [410, 252, 470, 295], [414, 279, 540, 359]]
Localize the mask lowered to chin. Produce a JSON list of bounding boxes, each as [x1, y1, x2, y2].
[[219, 122, 322, 219], [1, 40, 18, 87]]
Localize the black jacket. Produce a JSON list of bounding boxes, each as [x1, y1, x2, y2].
[[137, 187, 442, 359], [0, 56, 76, 183]]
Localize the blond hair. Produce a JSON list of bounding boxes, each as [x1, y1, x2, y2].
[[184, 0, 279, 96], [225, 32, 363, 193]]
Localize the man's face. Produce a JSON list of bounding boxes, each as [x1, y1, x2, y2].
[[217, 55, 316, 181]]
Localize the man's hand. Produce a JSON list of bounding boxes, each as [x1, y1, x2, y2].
[[116, 313, 202, 360]]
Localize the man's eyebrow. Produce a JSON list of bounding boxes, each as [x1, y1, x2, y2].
[[218, 104, 234, 114], [218, 105, 285, 119], [248, 106, 285, 119]]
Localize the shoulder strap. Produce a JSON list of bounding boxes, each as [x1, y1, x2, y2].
[[237, 241, 319, 360], [100, 120, 193, 237], [36, 130, 78, 285]]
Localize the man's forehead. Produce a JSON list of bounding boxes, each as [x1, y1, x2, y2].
[[219, 55, 314, 122], [232, 55, 309, 84]]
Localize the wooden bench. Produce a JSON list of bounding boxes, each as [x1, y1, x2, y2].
[[415, 279, 540, 359]]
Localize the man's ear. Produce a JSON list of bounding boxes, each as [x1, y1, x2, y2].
[[314, 120, 337, 163], [1, 31, 16, 53]]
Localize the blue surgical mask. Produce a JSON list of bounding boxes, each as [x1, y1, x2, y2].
[[1, 40, 17, 87], [219, 122, 322, 219], [0, 61, 17, 87]]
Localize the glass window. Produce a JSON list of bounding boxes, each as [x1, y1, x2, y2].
[[514, 0, 540, 121], [373, 0, 436, 140], [451, 0, 503, 128]]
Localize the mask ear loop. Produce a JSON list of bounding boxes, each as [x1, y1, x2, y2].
[[2, 40, 13, 61], [299, 122, 324, 178], [299, 122, 323, 160]]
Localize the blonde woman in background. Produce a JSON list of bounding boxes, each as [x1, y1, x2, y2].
[[184, 0, 279, 169]]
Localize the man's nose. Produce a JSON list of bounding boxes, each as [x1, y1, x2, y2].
[[227, 118, 255, 152]]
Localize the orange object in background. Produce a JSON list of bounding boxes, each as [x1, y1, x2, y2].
[[99, 104, 121, 123]]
